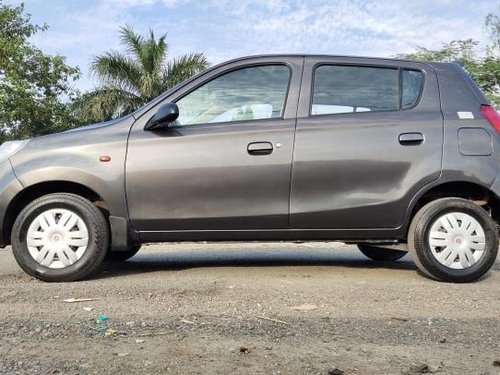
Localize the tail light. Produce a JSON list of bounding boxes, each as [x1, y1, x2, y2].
[[480, 104, 500, 133]]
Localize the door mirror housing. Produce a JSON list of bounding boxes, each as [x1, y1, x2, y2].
[[145, 102, 179, 130]]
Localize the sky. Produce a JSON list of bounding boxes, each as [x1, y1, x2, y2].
[[3, 0, 498, 92]]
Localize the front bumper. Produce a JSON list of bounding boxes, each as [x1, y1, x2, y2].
[[0, 161, 24, 247]]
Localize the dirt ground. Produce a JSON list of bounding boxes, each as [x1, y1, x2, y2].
[[0, 242, 499, 375]]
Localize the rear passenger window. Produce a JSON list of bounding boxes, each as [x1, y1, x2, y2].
[[402, 69, 423, 109], [311, 65, 423, 116]]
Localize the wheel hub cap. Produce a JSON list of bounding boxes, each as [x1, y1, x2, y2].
[[428, 212, 486, 270], [26, 209, 89, 269]]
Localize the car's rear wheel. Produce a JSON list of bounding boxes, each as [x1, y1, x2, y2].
[[408, 198, 498, 283], [11, 193, 109, 282], [105, 245, 141, 262], [357, 244, 407, 261]]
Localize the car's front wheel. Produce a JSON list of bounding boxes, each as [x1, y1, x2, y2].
[[357, 244, 407, 261], [408, 198, 498, 283], [11, 193, 109, 282]]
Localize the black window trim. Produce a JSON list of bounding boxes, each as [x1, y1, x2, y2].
[[308, 62, 425, 118], [166, 63, 294, 129]]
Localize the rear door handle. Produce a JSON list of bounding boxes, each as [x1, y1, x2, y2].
[[399, 132, 424, 145], [247, 142, 273, 155]]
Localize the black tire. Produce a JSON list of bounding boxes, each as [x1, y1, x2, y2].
[[11, 193, 109, 282], [357, 244, 407, 261], [408, 198, 498, 283], [105, 245, 141, 262]]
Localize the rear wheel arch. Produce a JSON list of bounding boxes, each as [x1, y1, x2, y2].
[[405, 181, 500, 236]]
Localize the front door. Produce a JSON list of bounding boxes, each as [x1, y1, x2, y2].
[[126, 58, 303, 233], [291, 57, 443, 229]]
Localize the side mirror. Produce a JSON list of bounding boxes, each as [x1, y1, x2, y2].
[[144, 102, 179, 131]]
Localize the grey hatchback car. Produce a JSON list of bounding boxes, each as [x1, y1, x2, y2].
[[1, 54, 499, 283]]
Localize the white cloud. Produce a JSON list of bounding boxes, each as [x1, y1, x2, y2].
[[28, 2, 140, 91], [17, 0, 497, 92], [210, 0, 492, 58], [145, 0, 495, 61], [102, 0, 157, 7]]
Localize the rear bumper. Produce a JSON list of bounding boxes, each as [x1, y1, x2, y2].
[[0, 161, 24, 247]]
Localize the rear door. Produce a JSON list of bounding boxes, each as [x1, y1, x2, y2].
[[290, 57, 443, 229]]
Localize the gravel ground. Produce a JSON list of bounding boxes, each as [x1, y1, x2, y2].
[[0, 242, 499, 375]]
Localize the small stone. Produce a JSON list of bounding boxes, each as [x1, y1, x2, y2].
[[239, 346, 251, 354], [291, 304, 318, 311], [105, 328, 118, 336], [328, 369, 344, 375], [409, 363, 430, 374]]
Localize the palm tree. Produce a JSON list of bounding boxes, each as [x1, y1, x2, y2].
[[76, 25, 209, 123]]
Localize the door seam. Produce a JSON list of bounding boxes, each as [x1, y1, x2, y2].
[[287, 56, 306, 228]]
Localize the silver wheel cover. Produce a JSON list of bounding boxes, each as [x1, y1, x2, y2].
[[428, 212, 486, 270], [26, 209, 89, 269]]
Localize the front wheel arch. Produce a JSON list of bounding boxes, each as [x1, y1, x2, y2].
[[4, 181, 109, 246]]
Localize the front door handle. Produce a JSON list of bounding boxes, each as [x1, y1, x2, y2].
[[247, 142, 273, 155], [399, 132, 424, 145]]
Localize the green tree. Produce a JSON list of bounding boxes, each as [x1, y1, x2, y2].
[[0, 2, 80, 142], [397, 10, 500, 107], [485, 8, 500, 56], [398, 39, 478, 65], [76, 26, 209, 123]]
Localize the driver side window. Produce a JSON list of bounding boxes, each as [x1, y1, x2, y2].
[[175, 65, 291, 126]]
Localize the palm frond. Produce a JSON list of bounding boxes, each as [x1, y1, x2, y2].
[[163, 53, 209, 89], [133, 30, 169, 99], [73, 87, 144, 123], [90, 52, 142, 95], [119, 25, 144, 57], [80, 26, 208, 121], [140, 30, 168, 75]]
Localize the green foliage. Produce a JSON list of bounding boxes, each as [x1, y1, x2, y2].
[[483, 7, 500, 106], [399, 39, 479, 64], [485, 7, 500, 56], [397, 10, 500, 108], [0, 2, 80, 142], [75, 25, 209, 123]]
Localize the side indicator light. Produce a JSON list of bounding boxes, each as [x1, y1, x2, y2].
[[99, 156, 111, 162]]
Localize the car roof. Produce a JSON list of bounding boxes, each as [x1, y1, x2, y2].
[[213, 53, 452, 67]]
